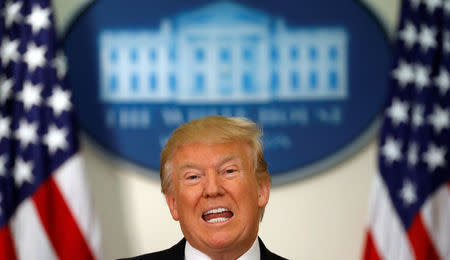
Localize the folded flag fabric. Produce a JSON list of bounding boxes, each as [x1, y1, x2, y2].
[[362, 0, 450, 259], [0, 0, 102, 259]]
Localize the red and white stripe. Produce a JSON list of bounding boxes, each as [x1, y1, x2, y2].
[[0, 154, 102, 260], [363, 173, 450, 260], [421, 182, 450, 260]]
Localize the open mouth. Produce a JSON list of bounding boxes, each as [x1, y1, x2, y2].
[[202, 207, 234, 223]]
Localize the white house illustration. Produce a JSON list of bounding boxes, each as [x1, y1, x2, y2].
[[99, 1, 348, 103]]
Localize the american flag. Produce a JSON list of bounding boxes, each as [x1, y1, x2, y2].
[[362, 0, 450, 259], [0, 0, 102, 259]]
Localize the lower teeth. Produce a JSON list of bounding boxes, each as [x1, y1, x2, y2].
[[207, 217, 229, 223]]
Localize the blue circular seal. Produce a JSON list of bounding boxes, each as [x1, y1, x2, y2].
[[64, 0, 390, 185]]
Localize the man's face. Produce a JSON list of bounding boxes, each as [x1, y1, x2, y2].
[[165, 141, 270, 256]]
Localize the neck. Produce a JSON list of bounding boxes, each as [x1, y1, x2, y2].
[[207, 250, 246, 260]]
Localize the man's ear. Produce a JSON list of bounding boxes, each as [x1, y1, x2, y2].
[[257, 179, 270, 208], [165, 192, 180, 221]]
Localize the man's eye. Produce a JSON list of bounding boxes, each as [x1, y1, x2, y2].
[[225, 169, 237, 174], [187, 175, 198, 180]]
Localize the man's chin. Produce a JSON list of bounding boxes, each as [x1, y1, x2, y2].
[[206, 229, 253, 251], [192, 231, 239, 251], [207, 236, 234, 249], [192, 232, 256, 260]]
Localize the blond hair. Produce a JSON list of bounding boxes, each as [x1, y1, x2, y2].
[[160, 115, 271, 220]]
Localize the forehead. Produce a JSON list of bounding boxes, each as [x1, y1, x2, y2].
[[171, 141, 252, 168]]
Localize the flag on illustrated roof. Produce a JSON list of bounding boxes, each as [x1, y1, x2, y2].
[[362, 0, 450, 259], [0, 0, 102, 259]]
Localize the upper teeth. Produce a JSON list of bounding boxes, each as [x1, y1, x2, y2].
[[204, 207, 229, 215]]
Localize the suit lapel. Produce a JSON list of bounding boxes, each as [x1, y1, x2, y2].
[[165, 238, 186, 259]]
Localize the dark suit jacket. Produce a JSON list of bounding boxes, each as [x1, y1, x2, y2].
[[118, 237, 287, 260]]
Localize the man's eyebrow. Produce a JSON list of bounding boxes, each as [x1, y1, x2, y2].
[[177, 163, 200, 171], [218, 154, 241, 166], [177, 154, 241, 171]]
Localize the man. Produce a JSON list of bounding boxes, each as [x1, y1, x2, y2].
[[120, 116, 286, 260]]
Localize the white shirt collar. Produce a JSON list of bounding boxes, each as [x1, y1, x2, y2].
[[184, 237, 260, 260]]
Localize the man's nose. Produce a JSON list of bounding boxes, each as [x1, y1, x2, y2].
[[203, 170, 224, 198]]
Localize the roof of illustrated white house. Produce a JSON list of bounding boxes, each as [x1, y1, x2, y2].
[[174, 1, 270, 28]]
